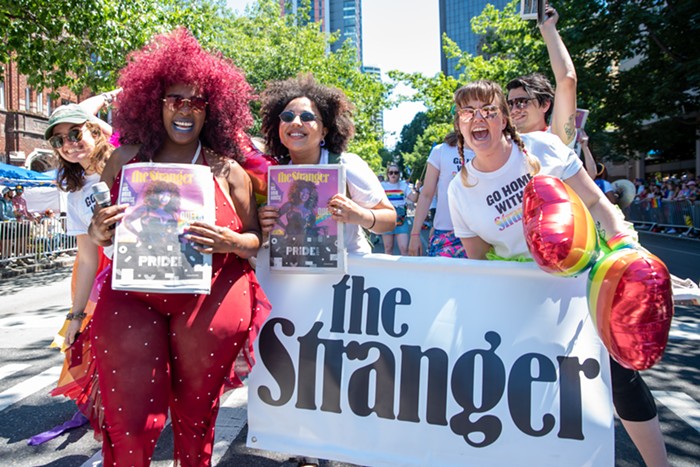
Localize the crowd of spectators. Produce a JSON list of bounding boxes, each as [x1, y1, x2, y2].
[[634, 173, 699, 203]]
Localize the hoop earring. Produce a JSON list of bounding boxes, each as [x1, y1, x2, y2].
[[320, 138, 326, 147]]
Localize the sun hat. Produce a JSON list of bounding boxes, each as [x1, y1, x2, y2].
[[44, 104, 101, 140]]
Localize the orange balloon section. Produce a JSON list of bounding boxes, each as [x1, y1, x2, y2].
[[522, 175, 599, 277]]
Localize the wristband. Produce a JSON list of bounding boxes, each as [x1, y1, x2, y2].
[[367, 209, 376, 230]]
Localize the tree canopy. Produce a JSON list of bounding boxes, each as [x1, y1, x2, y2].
[[1, 0, 391, 170], [391, 0, 698, 177]]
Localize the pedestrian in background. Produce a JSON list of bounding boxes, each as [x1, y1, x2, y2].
[[408, 131, 471, 258], [380, 163, 417, 255]]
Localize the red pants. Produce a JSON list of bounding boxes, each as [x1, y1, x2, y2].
[[91, 264, 252, 466]]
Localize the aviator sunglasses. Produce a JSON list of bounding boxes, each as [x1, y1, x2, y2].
[[162, 95, 208, 112], [457, 105, 500, 123], [279, 110, 319, 123], [49, 127, 84, 149], [506, 97, 534, 110]]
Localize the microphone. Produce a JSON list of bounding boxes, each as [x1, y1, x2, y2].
[[92, 182, 111, 209], [92, 182, 115, 230]]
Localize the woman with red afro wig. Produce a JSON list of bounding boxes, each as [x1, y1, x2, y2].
[[87, 28, 270, 466]]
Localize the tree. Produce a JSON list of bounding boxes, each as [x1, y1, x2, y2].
[[0, 0, 227, 94], [1, 0, 392, 169]]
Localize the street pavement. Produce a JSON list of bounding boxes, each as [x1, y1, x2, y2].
[[0, 229, 698, 466]]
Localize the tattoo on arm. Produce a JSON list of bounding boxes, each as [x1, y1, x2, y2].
[[565, 114, 576, 142]]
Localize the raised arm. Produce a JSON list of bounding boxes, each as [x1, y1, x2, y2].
[[540, 6, 577, 146]]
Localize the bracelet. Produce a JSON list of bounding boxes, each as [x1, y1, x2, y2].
[[66, 311, 87, 321], [102, 93, 114, 106], [367, 209, 376, 230], [410, 233, 420, 236]]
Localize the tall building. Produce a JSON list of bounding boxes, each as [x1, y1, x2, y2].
[[439, 0, 510, 78], [282, 0, 362, 62]]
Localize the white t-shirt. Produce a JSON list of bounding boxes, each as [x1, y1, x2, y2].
[[380, 179, 411, 209], [426, 143, 474, 231], [448, 131, 582, 259], [66, 173, 100, 236], [319, 149, 385, 255]]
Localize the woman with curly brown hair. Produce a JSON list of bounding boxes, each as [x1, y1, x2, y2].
[[258, 74, 395, 253], [87, 28, 270, 466]]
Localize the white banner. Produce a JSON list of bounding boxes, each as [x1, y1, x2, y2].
[[248, 252, 614, 466]]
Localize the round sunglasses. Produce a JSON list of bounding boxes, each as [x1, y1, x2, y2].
[[49, 127, 84, 149], [507, 97, 534, 110], [457, 105, 500, 123], [162, 95, 208, 112], [279, 110, 318, 123]]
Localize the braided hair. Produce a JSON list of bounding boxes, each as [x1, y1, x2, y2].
[[453, 80, 540, 187]]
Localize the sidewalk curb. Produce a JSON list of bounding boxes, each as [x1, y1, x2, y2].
[[0, 255, 75, 280]]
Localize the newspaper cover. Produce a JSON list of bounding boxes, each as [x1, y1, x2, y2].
[[112, 162, 215, 293], [267, 164, 346, 273]]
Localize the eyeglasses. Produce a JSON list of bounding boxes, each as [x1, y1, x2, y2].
[[279, 111, 318, 123], [457, 105, 500, 123], [162, 95, 208, 112], [506, 97, 534, 110], [49, 127, 84, 149], [387, 171, 400, 175]]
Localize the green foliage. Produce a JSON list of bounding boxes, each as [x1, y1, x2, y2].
[[0, 0, 226, 94], [401, 123, 454, 183]]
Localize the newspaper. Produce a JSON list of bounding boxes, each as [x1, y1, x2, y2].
[[112, 162, 214, 293], [267, 164, 346, 273]]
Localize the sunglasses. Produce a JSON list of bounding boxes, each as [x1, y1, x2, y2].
[[279, 110, 319, 123], [457, 105, 500, 123], [387, 171, 400, 175], [49, 127, 84, 149], [506, 97, 534, 110], [162, 95, 208, 112]]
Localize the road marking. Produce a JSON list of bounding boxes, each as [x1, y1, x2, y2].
[[669, 319, 700, 341], [0, 365, 61, 412], [212, 386, 249, 465], [0, 363, 31, 381], [79, 385, 249, 466], [653, 390, 700, 434]]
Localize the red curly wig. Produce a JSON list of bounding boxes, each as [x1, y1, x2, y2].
[[114, 28, 254, 162]]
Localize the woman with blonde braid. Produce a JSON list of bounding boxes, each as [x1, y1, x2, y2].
[[447, 80, 669, 466]]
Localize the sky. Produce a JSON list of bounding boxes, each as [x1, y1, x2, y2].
[[226, 0, 442, 148]]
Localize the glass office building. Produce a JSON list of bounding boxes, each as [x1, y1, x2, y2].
[[439, 0, 510, 77]]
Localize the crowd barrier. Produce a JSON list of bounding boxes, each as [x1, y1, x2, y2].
[[0, 216, 77, 266], [623, 199, 700, 237]]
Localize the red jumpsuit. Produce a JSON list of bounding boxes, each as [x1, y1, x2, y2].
[[90, 163, 269, 466]]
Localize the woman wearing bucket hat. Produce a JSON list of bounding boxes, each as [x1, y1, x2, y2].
[[45, 92, 121, 349]]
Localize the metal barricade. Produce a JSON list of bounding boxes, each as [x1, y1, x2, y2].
[[0, 215, 77, 266], [623, 199, 699, 237]]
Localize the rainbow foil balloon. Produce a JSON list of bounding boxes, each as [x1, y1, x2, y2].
[[587, 248, 673, 370], [236, 131, 277, 204], [522, 175, 599, 276]]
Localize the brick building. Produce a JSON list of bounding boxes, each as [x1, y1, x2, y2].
[[0, 62, 90, 168]]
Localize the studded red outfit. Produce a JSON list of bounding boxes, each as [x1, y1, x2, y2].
[[90, 158, 270, 466]]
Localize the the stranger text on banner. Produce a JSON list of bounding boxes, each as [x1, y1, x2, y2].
[[248, 252, 614, 466]]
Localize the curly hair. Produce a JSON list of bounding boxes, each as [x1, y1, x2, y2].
[[56, 122, 113, 193], [287, 180, 319, 210], [453, 80, 540, 187], [506, 72, 555, 123], [114, 28, 254, 162], [142, 180, 180, 213], [260, 73, 355, 161]]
